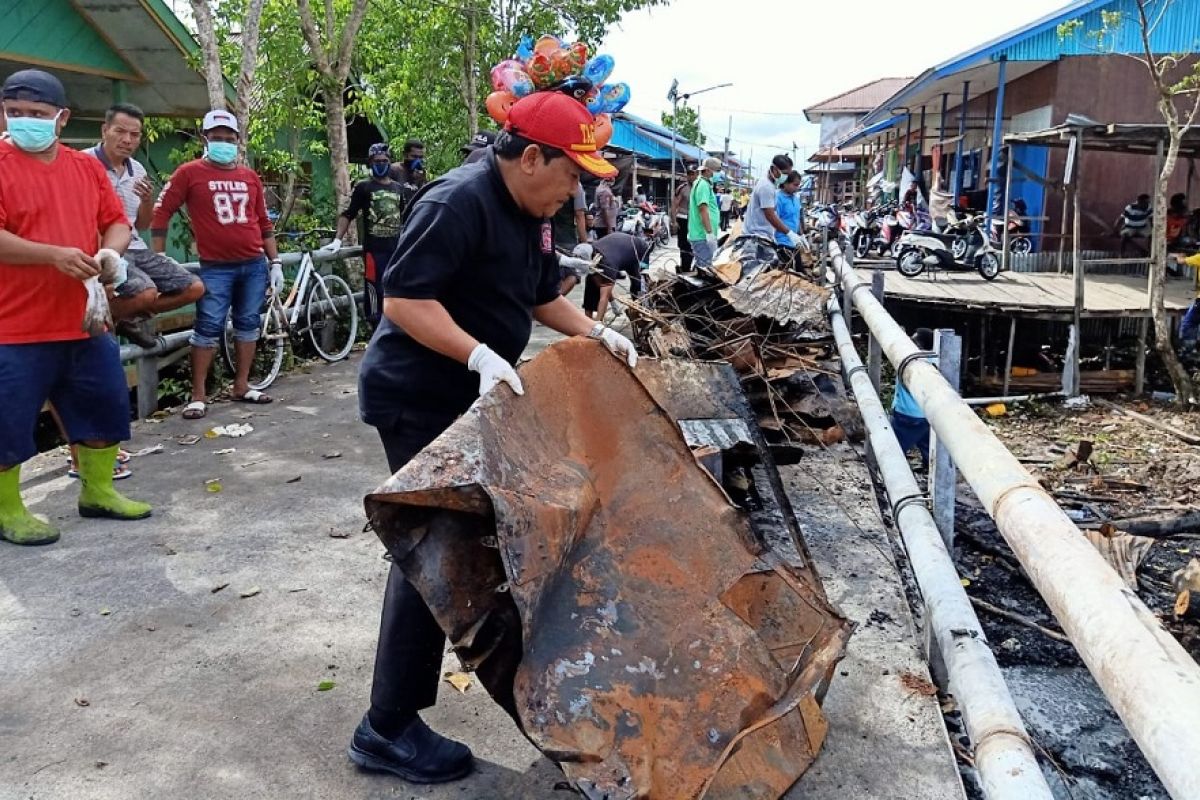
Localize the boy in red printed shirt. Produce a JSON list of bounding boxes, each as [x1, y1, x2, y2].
[[0, 69, 152, 546], [151, 109, 282, 419]]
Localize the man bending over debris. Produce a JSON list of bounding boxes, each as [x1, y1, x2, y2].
[[1176, 251, 1200, 346], [0, 70, 152, 545], [353, 92, 637, 784], [891, 327, 936, 470]]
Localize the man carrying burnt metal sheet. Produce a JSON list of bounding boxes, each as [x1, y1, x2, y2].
[[351, 91, 637, 784]]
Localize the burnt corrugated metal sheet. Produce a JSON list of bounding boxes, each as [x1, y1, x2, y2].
[[366, 340, 850, 799]]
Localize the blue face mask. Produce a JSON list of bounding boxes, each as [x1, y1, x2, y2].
[[206, 140, 238, 165], [5, 112, 61, 153], [370, 162, 390, 178]]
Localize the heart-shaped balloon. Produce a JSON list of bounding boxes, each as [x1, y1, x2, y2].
[[526, 52, 556, 89], [485, 90, 517, 126], [533, 34, 562, 57], [565, 42, 589, 73], [599, 82, 630, 114], [593, 113, 613, 148], [490, 59, 525, 92], [550, 49, 576, 82], [582, 54, 614, 87]]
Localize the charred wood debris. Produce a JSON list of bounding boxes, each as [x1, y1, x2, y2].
[[624, 238, 863, 459]]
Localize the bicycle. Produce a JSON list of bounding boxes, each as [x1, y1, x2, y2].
[[220, 230, 358, 391]]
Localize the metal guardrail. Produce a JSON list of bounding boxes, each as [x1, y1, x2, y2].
[[122, 246, 364, 418]]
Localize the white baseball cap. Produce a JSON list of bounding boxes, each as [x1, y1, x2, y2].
[[202, 109, 239, 133]]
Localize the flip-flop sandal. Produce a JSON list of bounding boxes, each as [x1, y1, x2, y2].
[[182, 401, 207, 420], [232, 389, 273, 404], [68, 462, 132, 481]]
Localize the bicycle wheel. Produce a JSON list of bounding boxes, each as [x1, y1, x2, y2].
[[307, 273, 357, 361], [221, 304, 286, 391]]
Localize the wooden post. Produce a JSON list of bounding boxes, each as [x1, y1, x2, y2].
[[136, 351, 159, 419], [1002, 316, 1017, 397], [869, 270, 885, 391], [1136, 315, 1149, 396], [931, 328, 962, 549], [1071, 133, 1084, 397]]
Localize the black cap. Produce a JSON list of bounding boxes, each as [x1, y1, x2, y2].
[[461, 129, 497, 153], [2, 69, 67, 108]]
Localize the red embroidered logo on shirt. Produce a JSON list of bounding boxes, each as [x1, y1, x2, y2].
[[541, 222, 553, 254]]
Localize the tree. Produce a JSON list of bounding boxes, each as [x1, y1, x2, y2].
[[1060, 1, 1200, 405], [188, 0, 267, 136], [295, 0, 371, 211], [661, 102, 705, 146]]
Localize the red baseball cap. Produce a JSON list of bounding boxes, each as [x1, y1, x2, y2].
[[504, 93, 617, 179]]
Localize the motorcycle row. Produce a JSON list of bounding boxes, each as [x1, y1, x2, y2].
[[806, 199, 1032, 281]]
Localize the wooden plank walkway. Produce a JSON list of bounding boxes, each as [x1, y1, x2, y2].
[[855, 268, 1194, 318]]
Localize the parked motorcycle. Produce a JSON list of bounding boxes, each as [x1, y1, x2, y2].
[[895, 214, 1001, 281]]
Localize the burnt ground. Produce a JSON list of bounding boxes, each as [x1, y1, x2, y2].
[[938, 396, 1200, 800]]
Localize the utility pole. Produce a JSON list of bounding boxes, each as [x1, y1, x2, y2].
[[667, 80, 732, 212], [724, 114, 732, 164]]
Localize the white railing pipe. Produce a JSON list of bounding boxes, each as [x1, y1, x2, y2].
[[828, 298, 1052, 799], [828, 242, 1200, 800]]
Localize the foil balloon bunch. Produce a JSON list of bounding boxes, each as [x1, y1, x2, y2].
[[486, 34, 631, 148]]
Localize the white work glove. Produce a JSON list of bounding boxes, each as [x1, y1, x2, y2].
[[589, 324, 638, 369], [468, 343, 524, 397], [319, 238, 343, 254], [705, 231, 718, 245], [269, 260, 285, 294], [94, 248, 123, 285], [572, 243, 594, 261], [558, 254, 591, 279], [785, 230, 804, 248]]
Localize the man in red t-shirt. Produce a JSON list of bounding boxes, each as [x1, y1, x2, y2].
[[0, 69, 153, 546], [151, 109, 282, 418]]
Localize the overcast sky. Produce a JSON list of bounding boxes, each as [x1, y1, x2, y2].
[[601, 0, 1066, 165]]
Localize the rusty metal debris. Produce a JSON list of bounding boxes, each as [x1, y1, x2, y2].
[[626, 238, 861, 447], [366, 339, 850, 799]]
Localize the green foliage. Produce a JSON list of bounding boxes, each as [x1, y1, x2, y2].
[[181, 0, 662, 188], [661, 102, 705, 147]]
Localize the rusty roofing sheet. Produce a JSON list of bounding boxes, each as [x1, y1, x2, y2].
[[366, 339, 850, 799]]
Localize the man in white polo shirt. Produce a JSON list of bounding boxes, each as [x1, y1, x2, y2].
[[90, 103, 205, 347]]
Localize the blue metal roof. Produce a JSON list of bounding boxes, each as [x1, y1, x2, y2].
[[610, 111, 708, 162], [859, 0, 1200, 127]]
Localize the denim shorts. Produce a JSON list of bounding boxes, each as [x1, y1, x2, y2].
[[0, 335, 131, 465], [190, 257, 268, 348]]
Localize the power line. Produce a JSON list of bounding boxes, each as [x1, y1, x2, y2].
[[701, 106, 815, 118]]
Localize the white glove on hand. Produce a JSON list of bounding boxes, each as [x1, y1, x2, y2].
[[558, 255, 591, 279], [572, 243, 594, 261], [319, 238, 343, 254], [705, 231, 718, 245], [590, 325, 638, 368], [785, 230, 804, 248], [94, 248, 123, 285], [468, 343, 524, 397], [269, 261, 285, 294]]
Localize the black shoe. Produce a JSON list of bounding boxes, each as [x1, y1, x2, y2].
[[348, 713, 473, 783], [115, 320, 159, 350]]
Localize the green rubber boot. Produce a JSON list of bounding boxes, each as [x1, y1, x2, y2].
[[0, 465, 60, 545], [77, 445, 153, 521]]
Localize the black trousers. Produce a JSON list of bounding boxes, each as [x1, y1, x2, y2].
[[369, 414, 455, 726], [675, 218, 693, 271]]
